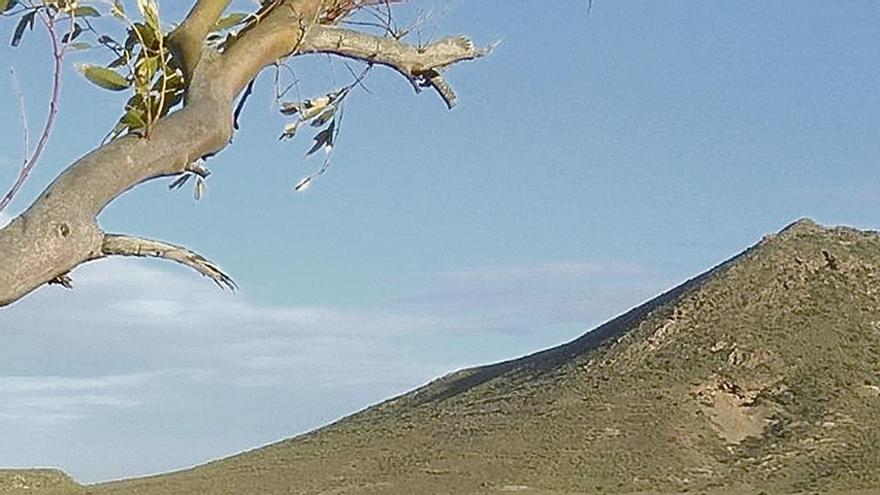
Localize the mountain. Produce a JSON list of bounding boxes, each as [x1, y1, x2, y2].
[[0, 469, 81, 494], [14, 219, 880, 494]]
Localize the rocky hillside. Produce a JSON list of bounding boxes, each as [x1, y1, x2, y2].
[[0, 470, 81, 494], [19, 219, 880, 494]]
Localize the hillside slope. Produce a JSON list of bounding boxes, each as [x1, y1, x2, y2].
[[0, 470, 82, 494], [28, 220, 880, 494]]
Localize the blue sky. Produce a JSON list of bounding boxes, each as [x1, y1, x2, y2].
[[1, 0, 878, 484]]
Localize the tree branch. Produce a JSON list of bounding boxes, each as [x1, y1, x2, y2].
[[0, 69, 235, 307], [167, 0, 233, 82], [101, 234, 237, 291], [0, 2, 315, 307], [0, 0, 486, 308], [299, 26, 491, 108], [214, 0, 323, 99]]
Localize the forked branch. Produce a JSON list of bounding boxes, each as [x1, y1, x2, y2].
[[0, 0, 485, 308], [299, 25, 491, 108], [167, 0, 233, 81]]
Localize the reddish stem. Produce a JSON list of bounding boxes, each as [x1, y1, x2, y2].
[[0, 10, 64, 214]]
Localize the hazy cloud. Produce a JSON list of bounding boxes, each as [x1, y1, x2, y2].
[[0, 257, 659, 482], [0, 372, 153, 430], [0, 373, 157, 393]]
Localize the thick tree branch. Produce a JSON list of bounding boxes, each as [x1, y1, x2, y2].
[[167, 0, 232, 82], [0, 62, 235, 307], [0, 0, 486, 308], [299, 26, 491, 108], [101, 234, 237, 291], [214, 0, 323, 99], [0, 2, 317, 307]]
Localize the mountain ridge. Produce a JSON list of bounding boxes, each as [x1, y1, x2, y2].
[[9, 218, 880, 494]]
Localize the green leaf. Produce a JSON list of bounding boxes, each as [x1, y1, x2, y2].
[[11, 10, 35, 47], [136, 0, 160, 33], [135, 55, 159, 84], [131, 22, 158, 51], [110, 105, 146, 139], [78, 64, 130, 91], [121, 106, 146, 128], [72, 6, 101, 17], [110, 0, 124, 19], [67, 41, 93, 51], [0, 0, 11, 14], [214, 12, 249, 31]]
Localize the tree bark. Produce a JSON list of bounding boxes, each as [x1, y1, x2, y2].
[[0, 0, 485, 307]]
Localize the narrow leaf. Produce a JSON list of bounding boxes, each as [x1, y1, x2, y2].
[[279, 101, 301, 116], [136, 0, 160, 33], [306, 127, 333, 156], [168, 174, 191, 190], [107, 54, 128, 68], [97, 34, 121, 51], [78, 64, 130, 91], [11, 10, 35, 47], [299, 96, 332, 121], [67, 41, 93, 51], [294, 177, 312, 192], [61, 23, 83, 43], [279, 121, 299, 140], [310, 106, 335, 127], [194, 177, 205, 201], [111, 0, 125, 19], [72, 6, 101, 17]]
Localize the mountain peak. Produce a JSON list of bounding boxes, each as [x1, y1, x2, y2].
[[42, 220, 880, 495], [776, 217, 823, 237]]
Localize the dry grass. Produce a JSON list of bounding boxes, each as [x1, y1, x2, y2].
[[7, 219, 880, 494]]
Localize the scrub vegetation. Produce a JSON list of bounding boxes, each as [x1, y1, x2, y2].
[[7, 219, 879, 494]]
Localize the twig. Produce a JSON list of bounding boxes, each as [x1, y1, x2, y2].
[[0, 10, 66, 213], [9, 68, 29, 169]]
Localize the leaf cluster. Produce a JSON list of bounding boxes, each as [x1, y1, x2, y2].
[[277, 88, 346, 193], [89, 0, 183, 139], [4, 1, 186, 139]]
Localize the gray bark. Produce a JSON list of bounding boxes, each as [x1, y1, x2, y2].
[[0, 0, 485, 307]]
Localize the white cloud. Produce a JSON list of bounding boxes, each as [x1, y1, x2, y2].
[[0, 373, 153, 431], [0, 256, 659, 483], [11, 394, 141, 410], [0, 373, 157, 393]]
